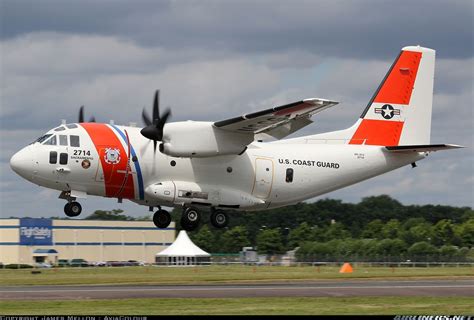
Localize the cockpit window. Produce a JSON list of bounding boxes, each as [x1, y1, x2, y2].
[[43, 135, 57, 145], [66, 124, 78, 129], [35, 134, 52, 144], [59, 135, 68, 146], [54, 126, 66, 131], [70, 135, 80, 147]]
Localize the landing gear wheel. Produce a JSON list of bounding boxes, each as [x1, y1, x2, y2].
[[153, 209, 171, 228], [180, 217, 199, 232], [180, 207, 201, 231], [64, 202, 82, 217], [210, 210, 228, 229]]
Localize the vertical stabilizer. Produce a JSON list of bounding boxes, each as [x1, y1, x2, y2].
[[349, 46, 435, 146]]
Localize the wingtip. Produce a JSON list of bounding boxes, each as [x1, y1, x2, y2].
[[303, 98, 339, 105], [445, 144, 465, 149]]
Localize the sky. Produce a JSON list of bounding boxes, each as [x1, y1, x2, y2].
[[1, 0, 473, 218]]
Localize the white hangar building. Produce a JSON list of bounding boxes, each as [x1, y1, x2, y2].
[[0, 218, 175, 265]]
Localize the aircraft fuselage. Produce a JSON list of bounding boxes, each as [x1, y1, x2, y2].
[[13, 123, 424, 212]]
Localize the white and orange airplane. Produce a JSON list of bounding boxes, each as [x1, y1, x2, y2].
[[10, 46, 462, 231]]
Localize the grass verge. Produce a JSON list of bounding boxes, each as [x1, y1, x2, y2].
[[1, 296, 473, 315], [1, 265, 473, 286]]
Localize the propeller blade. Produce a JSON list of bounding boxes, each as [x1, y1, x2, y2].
[[78, 105, 96, 123], [140, 90, 171, 154], [158, 108, 171, 127], [142, 108, 152, 126], [153, 90, 160, 124], [79, 106, 85, 123]]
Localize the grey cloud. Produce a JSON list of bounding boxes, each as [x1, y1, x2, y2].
[[1, 34, 282, 130], [328, 149, 473, 207], [2, 0, 473, 59], [1, 2, 472, 217]]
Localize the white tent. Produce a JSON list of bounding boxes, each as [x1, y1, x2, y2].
[[156, 230, 211, 266]]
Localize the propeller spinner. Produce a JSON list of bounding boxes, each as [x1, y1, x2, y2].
[[141, 90, 171, 152]]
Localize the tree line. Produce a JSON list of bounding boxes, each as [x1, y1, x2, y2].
[[82, 195, 473, 262]]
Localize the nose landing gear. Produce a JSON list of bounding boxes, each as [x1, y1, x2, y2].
[[64, 201, 82, 217], [60, 191, 82, 218]]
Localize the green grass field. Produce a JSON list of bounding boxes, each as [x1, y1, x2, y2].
[[1, 297, 473, 315], [1, 265, 473, 286]]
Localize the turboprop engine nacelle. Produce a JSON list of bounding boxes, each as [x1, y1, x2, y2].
[[160, 121, 253, 157], [145, 181, 266, 209]]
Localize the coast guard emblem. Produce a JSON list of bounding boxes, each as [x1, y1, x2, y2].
[[104, 148, 121, 164]]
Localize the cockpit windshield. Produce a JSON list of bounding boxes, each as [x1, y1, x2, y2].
[[32, 134, 53, 144], [43, 135, 57, 145]]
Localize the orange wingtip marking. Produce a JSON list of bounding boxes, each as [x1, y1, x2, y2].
[[349, 119, 404, 146], [374, 51, 421, 105]]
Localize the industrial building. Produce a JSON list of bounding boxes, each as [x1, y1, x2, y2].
[[0, 218, 175, 265]]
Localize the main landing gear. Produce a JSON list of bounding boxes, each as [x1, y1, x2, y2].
[[152, 208, 172, 229], [180, 206, 201, 231], [150, 205, 230, 231], [64, 201, 82, 217], [210, 209, 229, 229], [180, 206, 229, 231]]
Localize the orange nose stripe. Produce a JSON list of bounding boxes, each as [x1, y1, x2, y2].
[[80, 123, 135, 199]]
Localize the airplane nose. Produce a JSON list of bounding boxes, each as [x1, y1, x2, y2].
[[10, 146, 33, 180]]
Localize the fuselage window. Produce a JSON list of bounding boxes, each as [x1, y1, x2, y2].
[[49, 151, 57, 164], [286, 168, 294, 183], [54, 126, 66, 131], [59, 135, 68, 146], [70, 135, 80, 147], [66, 124, 78, 129], [59, 153, 68, 165], [43, 135, 57, 145]]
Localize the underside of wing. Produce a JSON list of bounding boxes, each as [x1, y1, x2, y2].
[[214, 98, 338, 139]]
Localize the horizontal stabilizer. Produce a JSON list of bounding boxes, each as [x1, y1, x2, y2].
[[385, 144, 464, 153]]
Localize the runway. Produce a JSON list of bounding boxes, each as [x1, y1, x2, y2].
[[1, 279, 473, 300]]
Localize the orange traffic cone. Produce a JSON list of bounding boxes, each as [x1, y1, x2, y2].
[[339, 263, 353, 273]]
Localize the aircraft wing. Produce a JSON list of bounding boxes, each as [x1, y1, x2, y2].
[[214, 98, 339, 139]]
